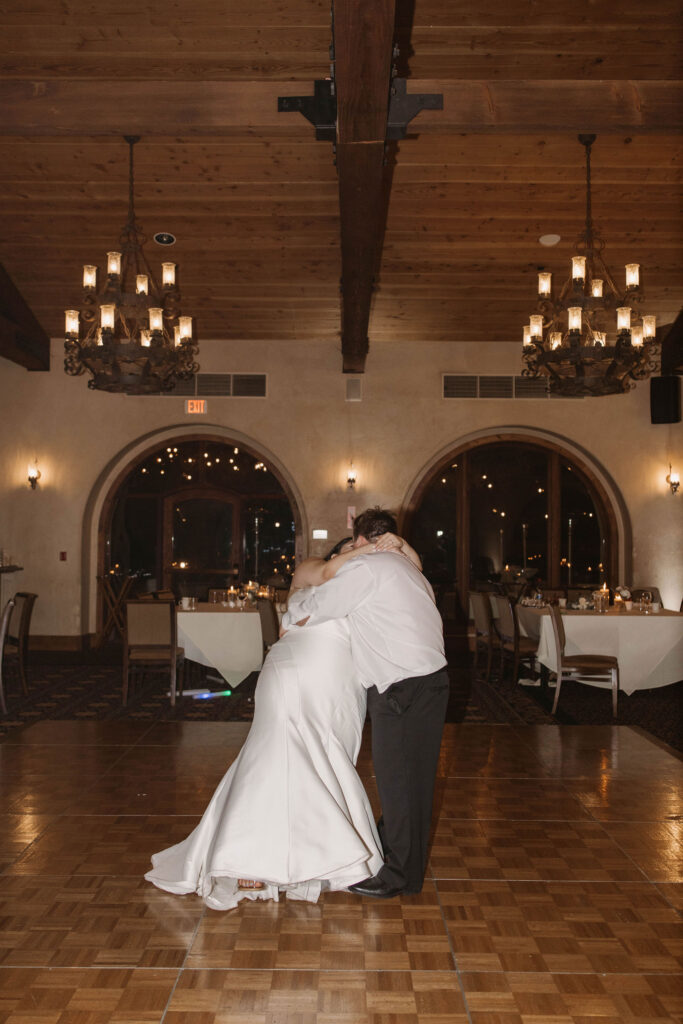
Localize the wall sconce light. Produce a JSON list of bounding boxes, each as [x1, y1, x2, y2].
[[666, 464, 680, 494], [347, 464, 357, 490], [27, 462, 41, 489]]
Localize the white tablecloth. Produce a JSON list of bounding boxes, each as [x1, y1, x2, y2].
[[177, 605, 263, 686], [524, 607, 683, 695]]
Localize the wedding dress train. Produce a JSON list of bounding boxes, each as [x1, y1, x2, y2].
[[145, 616, 383, 910]]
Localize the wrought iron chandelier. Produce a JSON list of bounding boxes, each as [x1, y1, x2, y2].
[[64, 136, 199, 394], [522, 134, 659, 397]]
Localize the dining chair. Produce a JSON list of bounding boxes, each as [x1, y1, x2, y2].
[[123, 599, 185, 706], [491, 594, 538, 684], [3, 592, 37, 696], [256, 597, 280, 653], [631, 587, 663, 607], [548, 604, 620, 717], [469, 591, 501, 683], [0, 598, 16, 715]]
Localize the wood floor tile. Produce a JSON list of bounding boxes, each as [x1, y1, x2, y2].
[[460, 970, 683, 1022], [565, 778, 683, 822], [0, 720, 155, 746], [655, 882, 683, 911], [58, 777, 226, 815], [601, 822, 683, 882], [511, 725, 683, 780], [165, 969, 469, 1023], [138, 721, 251, 746], [0, 874, 203, 968], [0, 966, 178, 1022], [4, 815, 201, 877], [186, 884, 454, 972], [436, 778, 592, 821], [439, 879, 682, 974], [111, 743, 242, 779], [429, 819, 647, 883]]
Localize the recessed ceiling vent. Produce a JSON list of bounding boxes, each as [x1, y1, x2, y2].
[[442, 374, 582, 399], [139, 373, 267, 397]]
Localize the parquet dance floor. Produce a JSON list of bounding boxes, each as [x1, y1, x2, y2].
[[0, 720, 681, 1022]]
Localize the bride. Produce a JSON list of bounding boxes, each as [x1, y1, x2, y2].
[[145, 533, 421, 910]]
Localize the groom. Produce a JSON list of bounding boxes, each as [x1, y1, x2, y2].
[[284, 507, 449, 897]]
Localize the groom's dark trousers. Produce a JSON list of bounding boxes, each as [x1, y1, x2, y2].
[[367, 666, 450, 893]]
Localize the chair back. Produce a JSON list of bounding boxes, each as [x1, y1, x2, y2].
[[125, 599, 176, 648], [548, 605, 566, 663], [470, 591, 493, 637], [7, 592, 37, 646], [256, 597, 280, 649], [492, 594, 515, 643], [0, 599, 15, 649], [632, 587, 662, 606]]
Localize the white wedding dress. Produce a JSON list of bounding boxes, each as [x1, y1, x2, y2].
[[145, 607, 383, 910]]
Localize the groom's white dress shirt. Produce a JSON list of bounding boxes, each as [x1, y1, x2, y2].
[[282, 552, 446, 693]]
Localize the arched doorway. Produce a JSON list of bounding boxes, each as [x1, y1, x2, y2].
[[403, 433, 622, 610]]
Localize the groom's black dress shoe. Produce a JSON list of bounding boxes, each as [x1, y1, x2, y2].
[[348, 876, 404, 899]]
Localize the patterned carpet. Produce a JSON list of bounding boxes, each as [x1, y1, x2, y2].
[[1, 630, 680, 751]]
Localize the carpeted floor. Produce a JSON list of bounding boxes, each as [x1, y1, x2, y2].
[[1, 628, 681, 751]]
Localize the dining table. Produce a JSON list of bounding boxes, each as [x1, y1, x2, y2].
[[516, 604, 683, 695], [176, 603, 264, 687]]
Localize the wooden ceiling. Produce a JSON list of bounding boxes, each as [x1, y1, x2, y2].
[[0, 0, 681, 373]]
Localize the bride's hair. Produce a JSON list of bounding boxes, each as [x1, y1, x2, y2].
[[352, 507, 397, 542], [324, 537, 353, 561]]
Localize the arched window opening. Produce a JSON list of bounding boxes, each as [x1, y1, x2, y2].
[[107, 438, 296, 599]]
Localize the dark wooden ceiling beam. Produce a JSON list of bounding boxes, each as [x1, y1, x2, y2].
[[334, 0, 395, 373], [0, 262, 50, 370], [1, 80, 679, 135]]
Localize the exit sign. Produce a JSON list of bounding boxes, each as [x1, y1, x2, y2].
[[185, 399, 207, 414]]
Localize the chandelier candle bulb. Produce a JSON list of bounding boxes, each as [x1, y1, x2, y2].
[[625, 263, 640, 289], [591, 279, 604, 298], [523, 325, 532, 346], [174, 326, 181, 347], [178, 316, 192, 340], [568, 306, 582, 332], [593, 331, 606, 346], [572, 256, 586, 282], [106, 251, 122, 277], [140, 330, 151, 348], [82, 265, 97, 289], [643, 315, 657, 339], [136, 274, 149, 295], [148, 308, 163, 332], [631, 325, 644, 347], [617, 307, 632, 332], [538, 272, 552, 296], [529, 315, 543, 339], [550, 332, 562, 349], [162, 262, 176, 288], [64, 309, 79, 335], [100, 304, 115, 330]]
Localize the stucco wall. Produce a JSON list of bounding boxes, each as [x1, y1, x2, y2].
[[1, 337, 681, 636]]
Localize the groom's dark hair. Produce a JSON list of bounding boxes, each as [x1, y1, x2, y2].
[[352, 506, 398, 542]]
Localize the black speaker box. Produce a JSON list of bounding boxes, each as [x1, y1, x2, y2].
[[650, 376, 681, 424]]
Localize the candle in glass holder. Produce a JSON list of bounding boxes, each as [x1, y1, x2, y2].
[[631, 325, 643, 347], [568, 307, 582, 331], [529, 315, 543, 339], [82, 265, 97, 289], [523, 325, 532, 346], [136, 274, 148, 295], [149, 307, 163, 332], [591, 278, 603, 297], [106, 251, 121, 276], [100, 304, 115, 330], [643, 314, 656, 339], [64, 309, 79, 335], [162, 262, 176, 287], [178, 316, 192, 341], [617, 307, 631, 331], [572, 256, 586, 281], [625, 263, 640, 289], [593, 331, 606, 346], [550, 332, 562, 349], [538, 271, 552, 296]]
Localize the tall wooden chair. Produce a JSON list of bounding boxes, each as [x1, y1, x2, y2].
[[3, 592, 37, 696], [0, 599, 16, 715], [256, 597, 280, 653], [470, 591, 501, 683], [123, 599, 185, 706], [491, 594, 538, 684], [548, 604, 620, 716]]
